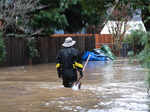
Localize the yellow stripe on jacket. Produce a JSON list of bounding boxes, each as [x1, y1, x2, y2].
[[56, 63, 60, 68], [75, 62, 83, 68]]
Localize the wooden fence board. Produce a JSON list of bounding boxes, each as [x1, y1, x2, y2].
[[1, 33, 131, 66], [95, 34, 113, 48], [2, 34, 99, 66], [50, 34, 94, 38]]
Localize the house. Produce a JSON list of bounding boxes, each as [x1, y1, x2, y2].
[[101, 9, 146, 35]]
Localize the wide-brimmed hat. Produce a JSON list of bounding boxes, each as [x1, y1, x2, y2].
[[62, 37, 76, 47]]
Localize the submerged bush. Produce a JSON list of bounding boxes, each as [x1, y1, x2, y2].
[[27, 37, 39, 59], [136, 32, 150, 67], [124, 30, 150, 87], [124, 30, 145, 55], [0, 31, 6, 63]]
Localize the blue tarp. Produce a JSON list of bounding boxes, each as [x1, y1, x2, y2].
[[82, 51, 108, 61], [82, 45, 116, 61]]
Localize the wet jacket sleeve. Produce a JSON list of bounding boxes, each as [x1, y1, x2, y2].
[[74, 50, 83, 77], [56, 51, 62, 78]]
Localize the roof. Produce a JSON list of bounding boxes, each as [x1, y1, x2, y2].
[[100, 20, 146, 35], [101, 9, 146, 35]]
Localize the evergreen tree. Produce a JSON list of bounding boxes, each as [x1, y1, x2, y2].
[[31, 0, 114, 34]]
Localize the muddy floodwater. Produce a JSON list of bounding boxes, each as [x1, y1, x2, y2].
[[0, 58, 150, 112]]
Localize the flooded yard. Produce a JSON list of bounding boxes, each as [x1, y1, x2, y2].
[[0, 58, 149, 112]]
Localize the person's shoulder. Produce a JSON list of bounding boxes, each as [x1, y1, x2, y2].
[[59, 48, 66, 52], [71, 47, 78, 51], [71, 47, 80, 55]]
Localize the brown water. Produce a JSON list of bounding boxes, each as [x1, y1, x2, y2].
[[0, 58, 149, 112]]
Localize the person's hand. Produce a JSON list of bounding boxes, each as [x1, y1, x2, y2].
[[57, 69, 62, 78]]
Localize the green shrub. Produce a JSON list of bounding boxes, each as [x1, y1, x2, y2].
[[0, 31, 6, 63], [125, 30, 150, 87], [27, 38, 39, 59], [123, 30, 146, 55], [136, 32, 150, 67]]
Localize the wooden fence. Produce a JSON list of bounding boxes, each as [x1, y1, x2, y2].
[[95, 34, 113, 48], [0, 34, 132, 66], [2, 34, 130, 66], [4, 36, 28, 66], [95, 34, 131, 57], [3, 34, 95, 66]]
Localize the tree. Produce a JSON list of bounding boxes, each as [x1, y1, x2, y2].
[[103, 0, 150, 56], [119, 0, 150, 31], [31, 0, 115, 34], [31, 0, 71, 34], [0, 0, 121, 34], [0, 0, 39, 34], [79, 0, 114, 33], [0, 31, 5, 62], [119, 0, 150, 89], [107, 2, 131, 56]]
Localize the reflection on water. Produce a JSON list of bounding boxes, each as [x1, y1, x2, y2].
[[0, 58, 150, 112], [77, 58, 150, 112]]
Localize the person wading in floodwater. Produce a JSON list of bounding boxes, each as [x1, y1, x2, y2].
[[56, 37, 83, 88]]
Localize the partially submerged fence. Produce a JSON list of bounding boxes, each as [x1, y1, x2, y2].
[[95, 34, 113, 48], [95, 34, 131, 57], [2, 34, 130, 66], [3, 34, 95, 66], [4, 36, 28, 66]]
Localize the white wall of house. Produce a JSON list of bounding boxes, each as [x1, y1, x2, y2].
[[101, 9, 146, 35]]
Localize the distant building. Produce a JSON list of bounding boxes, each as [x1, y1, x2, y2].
[[101, 9, 146, 35]]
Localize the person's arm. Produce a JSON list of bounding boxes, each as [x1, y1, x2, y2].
[[74, 49, 83, 78], [75, 62, 83, 78]]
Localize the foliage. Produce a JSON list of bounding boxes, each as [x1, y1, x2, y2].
[[124, 30, 150, 86], [124, 30, 145, 44], [31, 0, 78, 34], [136, 32, 150, 87], [27, 38, 39, 59], [31, 0, 115, 34], [123, 30, 146, 55], [0, 0, 39, 34], [0, 0, 116, 34], [0, 31, 6, 62], [1, 0, 150, 35], [104, 0, 150, 31], [136, 32, 150, 67], [107, 2, 131, 56], [119, 0, 150, 31], [77, 0, 112, 27]]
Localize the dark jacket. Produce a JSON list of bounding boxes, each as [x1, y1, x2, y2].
[[56, 47, 83, 87]]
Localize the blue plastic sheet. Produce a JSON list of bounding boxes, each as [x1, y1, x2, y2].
[[82, 51, 108, 61]]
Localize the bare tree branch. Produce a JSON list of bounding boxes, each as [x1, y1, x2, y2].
[[0, 0, 40, 34], [107, 3, 131, 56]]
